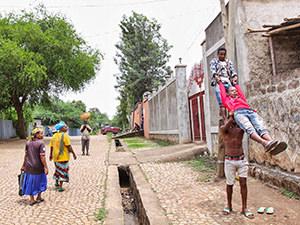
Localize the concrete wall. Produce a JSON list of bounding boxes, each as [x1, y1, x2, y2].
[[68, 128, 81, 136], [0, 119, 16, 140], [202, 11, 226, 155], [143, 100, 149, 139], [131, 102, 142, 129], [148, 65, 191, 144]]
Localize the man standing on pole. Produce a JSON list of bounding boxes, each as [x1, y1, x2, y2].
[[210, 47, 238, 121]]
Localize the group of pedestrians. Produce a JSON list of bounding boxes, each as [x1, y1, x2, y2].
[[210, 48, 287, 219], [20, 121, 84, 205]]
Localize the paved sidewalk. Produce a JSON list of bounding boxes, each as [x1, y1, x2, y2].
[[140, 162, 300, 225], [0, 135, 109, 225]]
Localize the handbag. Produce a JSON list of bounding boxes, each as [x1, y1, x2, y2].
[[18, 171, 24, 196]]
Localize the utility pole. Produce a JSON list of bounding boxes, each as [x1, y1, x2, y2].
[[217, 0, 237, 178], [217, 0, 228, 178]]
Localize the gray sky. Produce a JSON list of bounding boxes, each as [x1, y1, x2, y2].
[[1, 0, 222, 119]]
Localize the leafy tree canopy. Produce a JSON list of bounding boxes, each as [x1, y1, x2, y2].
[[33, 97, 110, 132], [114, 11, 172, 126], [0, 5, 103, 138]]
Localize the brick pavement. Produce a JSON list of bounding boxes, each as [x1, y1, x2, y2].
[[140, 162, 300, 225], [0, 135, 109, 225], [1, 136, 300, 225]]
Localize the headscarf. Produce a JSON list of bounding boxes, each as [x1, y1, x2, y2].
[[54, 121, 66, 131], [29, 128, 42, 141]]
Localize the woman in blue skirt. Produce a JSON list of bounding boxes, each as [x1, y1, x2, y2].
[[21, 128, 48, 205]]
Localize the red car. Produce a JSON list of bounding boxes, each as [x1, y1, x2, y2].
[[101, 125, 122, 135]]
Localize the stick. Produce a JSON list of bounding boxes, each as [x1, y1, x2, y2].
[[267, 23, 300, 35]]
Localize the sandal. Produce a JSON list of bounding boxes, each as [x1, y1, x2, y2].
[[266, 207, 274, 214], [58, 188, 64, 192], [223, 207, 231, 215], [54, 182, 59, 187], [242, 211, 254, 219], [257, 207, 265, 214], [270, 142, 287, 155], [265, 140, 278, 152], [29, 201, 37, 206], [36, 197, 44, 202]]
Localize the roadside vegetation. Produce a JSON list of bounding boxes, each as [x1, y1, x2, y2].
[[280, 189, 300, 200], [185, 155, 217, 182], [120, 137, 172, 149]]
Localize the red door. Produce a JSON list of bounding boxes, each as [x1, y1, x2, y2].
[[189, 91, 206, 142], [192, 99, 200, 141]]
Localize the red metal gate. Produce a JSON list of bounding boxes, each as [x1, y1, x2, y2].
[[189, 91, 206, 142]]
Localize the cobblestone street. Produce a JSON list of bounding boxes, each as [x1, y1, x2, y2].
[[0, 135, 109, 225], [140, 162, 300, 225], [1, 136, 300, 224]]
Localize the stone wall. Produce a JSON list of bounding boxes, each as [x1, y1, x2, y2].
[[247, 68, 300, 172], [237, 0, 300, 173], [238, 0, 300, 83]]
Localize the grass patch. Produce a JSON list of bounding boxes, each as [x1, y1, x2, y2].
[[185, 155, 217, 182], [123, 139, 144, 144], [127, 143, 150, 149], [152, 139, 173, 147], [105, 132, 113, 137], [94, 208, 107, 221], [187, 155, 217, 171], [122, 137, 172, 150], [280, 190, 300, 200]]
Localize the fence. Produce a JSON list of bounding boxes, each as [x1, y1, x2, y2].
[[147, 64, 191, 144], [0, 119, 16, 140]]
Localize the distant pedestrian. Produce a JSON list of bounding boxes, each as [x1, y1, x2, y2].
[[49, 121, 77, 192], [20, 128, 48, 206], [220, 111, 254, 219], [210, 47, 238, 121], [80, 120, 92, 156]]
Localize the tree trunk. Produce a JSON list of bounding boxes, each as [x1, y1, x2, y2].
[[12, 95, 27, 139]]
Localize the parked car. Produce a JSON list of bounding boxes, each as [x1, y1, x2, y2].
[[101, 125, 122, 135]]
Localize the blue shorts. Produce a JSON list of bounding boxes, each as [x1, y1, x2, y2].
[[215, 83, 232, 106], [234, 108, 268, 136]]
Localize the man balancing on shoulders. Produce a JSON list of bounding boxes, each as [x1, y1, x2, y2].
[[220, 110, 254, 219]]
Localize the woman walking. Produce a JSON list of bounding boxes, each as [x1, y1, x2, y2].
[[21, 128, 48, 206], [49, 121, 77, 192]]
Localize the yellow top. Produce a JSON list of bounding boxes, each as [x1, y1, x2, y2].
[[49, 132, 71, 162]]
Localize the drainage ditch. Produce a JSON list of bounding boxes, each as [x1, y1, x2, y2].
[[115, 139, 125, 152], [118, 166, 138, 225]]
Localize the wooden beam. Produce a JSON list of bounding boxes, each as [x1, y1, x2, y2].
[[262, 24, 282, 28], [269, 37, 277, 76], [246, 28, 268, 33], [284, 17, 300, 21], [267, 22, 300, 35]]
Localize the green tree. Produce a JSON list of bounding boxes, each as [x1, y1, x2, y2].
[[114, 11, 172, 126], [88, 107, 110, 134], [34, 97, 85, 128], [0, 5, 102, 138]]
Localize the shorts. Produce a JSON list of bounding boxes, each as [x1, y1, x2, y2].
[[225, 157, 248, 185], [234, 108, 268, 137]]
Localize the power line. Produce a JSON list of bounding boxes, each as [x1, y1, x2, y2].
[[183, 1, 219, 57], [0, 0, 168, 8]]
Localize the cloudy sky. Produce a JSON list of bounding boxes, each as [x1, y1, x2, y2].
[[1, 0, 222, 119]]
